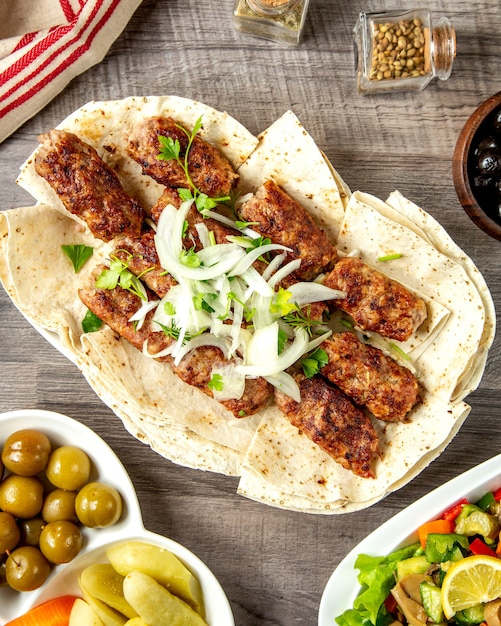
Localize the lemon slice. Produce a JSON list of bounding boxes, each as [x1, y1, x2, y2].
[[441, 555, 501, 619]]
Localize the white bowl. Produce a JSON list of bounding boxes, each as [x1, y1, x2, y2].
[[318, 453, 501, 626], [0, 409, 234, 626]]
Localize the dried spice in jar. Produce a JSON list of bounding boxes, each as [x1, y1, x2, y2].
[[354, 9, 456, 93], [233, 0, 309, 46]]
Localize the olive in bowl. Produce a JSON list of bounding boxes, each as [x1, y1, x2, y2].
[[453, 91, 501, 240]]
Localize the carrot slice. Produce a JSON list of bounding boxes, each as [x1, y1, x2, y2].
[[417, 518, 455, 549], [5, 595, 78, 626]]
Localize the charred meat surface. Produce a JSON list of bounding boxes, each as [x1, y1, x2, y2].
[[150, 187, 182, 222], [173, 346, 273, 417], [127, 117, 239, 198], [274, 373, 380, 479], [238, 180, 338, 281], [323, 257, 427, 341], [113, 230, 177, 298], [320, 332, 419, 422], [35, 130, 144, 242], [79, 275, 173, 358]]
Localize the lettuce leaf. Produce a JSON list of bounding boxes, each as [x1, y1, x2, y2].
[[336, 543, 421, 626]]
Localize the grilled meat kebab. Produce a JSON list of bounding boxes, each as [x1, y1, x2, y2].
[[320, 332, 419, 422], [35, 119, 429, 477], [274, 373, 380, 479], [127, 116, 239, 198], [323, 256, 427, 341], [238, 180, 338, 281], [35, 130, 144, 242]]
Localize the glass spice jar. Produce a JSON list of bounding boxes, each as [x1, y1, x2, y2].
[[233, 0, 309, 46], [353, 9, 456, 94]]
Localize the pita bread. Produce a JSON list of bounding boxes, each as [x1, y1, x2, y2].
[[0, 97, 494, 513]]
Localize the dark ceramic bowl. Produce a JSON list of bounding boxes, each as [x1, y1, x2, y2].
[[452, 91, 501, 240]]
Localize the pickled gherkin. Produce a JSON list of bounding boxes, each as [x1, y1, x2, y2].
[[106, 541, 204, 616], [123, 571, 208, 626], [80, 563, 138, 619]]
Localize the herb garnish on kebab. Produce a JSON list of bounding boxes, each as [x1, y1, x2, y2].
[[32, 114, 427, 480]]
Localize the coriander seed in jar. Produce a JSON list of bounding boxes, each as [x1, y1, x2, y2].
[[354, 9, 456, 93], [233, 0, 309, 46]]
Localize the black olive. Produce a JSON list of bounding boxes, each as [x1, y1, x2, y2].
[[474, 135, 499, 156], [477, 149, 501, 176]]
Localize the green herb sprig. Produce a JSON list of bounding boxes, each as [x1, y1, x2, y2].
[[157, 116, 230, 212], [95, 252, 148, 300], [62, 244, 93, 273], [301, 348, 329, 379]]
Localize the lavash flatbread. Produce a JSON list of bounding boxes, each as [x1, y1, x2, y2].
[[0, 96, 495, 513]]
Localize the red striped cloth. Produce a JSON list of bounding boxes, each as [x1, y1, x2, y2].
[[0, 0, 143, 143]]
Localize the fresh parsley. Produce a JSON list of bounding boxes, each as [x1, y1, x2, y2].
[[61, 244, 93, 273], [207, 373, 224, 392], [301, 348, 329, 379], [95, 253, 147, 301], [81, 309, 102, 333]]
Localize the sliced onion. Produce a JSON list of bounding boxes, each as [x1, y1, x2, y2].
[[264, 371, 301, 403], [240, 266, 274, 298], [128, 299, 159, 330], [195, 222, 211, 249], [261, 252, 287, 281], [306, 330, 332, 352], [267, 258, 302, 289], [286, 282, 346, 307], [156, 235, 245, 281], [201, 208, 261, 239], [228, 243, 291, 277], [211, 362, 246, 401], [246, 322, 279, 367], [236, 328, 310, 377], [248, 292, 274, 330]]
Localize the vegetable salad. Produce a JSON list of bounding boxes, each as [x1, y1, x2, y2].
[[336, 487, 501, 626]]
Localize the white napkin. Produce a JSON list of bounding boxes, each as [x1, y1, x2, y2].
[[0, 0, 143, 143]]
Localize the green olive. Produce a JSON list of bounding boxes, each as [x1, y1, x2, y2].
[[18, 517, 46, 547], [42, 489, 77, 523], [39, 520, 82, 564], [0, 511, 21, 554], [5, 546, 51, 591], [1, 429, 51, 477], [75, 482, 122, 528], [0, 474, 44, 519], [46, 446, 91, 491]]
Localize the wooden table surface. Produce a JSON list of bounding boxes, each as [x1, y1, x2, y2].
[[1, 1, 500, 624]]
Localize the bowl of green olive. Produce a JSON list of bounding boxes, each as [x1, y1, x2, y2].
[[452, 91, 501, 240], [0, 409, 233, 626]]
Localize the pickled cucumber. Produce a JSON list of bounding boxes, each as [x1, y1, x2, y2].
[[69, 598, 105, 626], [80, 564, 138, 619], [79, 575, 128, 626], [123, 571, 208, 626], [106, 541, 204, 616]]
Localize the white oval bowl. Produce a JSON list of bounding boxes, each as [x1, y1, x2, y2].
[[318, 453, 501, 626], [0, 409, 234, 626]]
